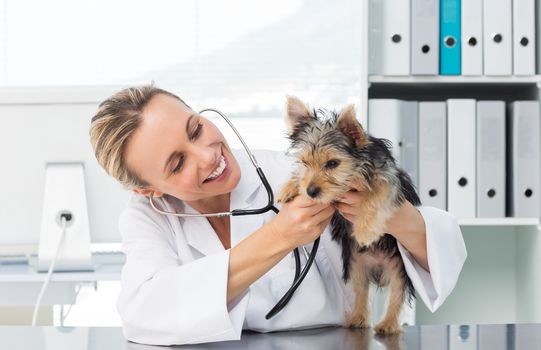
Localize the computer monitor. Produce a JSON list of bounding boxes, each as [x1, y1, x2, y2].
[[0, 87, 130, 249]]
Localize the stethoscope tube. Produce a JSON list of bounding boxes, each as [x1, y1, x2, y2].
[[241, 166, 321, 320], [148, 108, 320, 320]]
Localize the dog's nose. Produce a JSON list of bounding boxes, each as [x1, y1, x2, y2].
[[306, 185, 321, 198]]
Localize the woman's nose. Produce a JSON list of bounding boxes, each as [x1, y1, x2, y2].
[[194, 146, 217, 170]]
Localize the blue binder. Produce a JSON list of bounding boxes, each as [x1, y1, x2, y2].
[[440, 0, 461, 75]]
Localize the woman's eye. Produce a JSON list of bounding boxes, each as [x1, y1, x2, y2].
[[172, 157, 184, 174], [325, 159, 340, 169], [192, 123, 203, 139]]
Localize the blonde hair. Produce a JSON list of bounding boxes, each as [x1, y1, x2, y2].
[[89, 84, 189, 190]]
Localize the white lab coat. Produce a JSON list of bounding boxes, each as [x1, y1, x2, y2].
[[116, 148, 467, 346]]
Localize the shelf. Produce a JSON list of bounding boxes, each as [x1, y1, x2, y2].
[[369, 75, 541, 85], [458, 217, 540, 227]]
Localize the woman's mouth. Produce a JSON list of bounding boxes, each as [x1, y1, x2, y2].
[[203, 154, 229, 183]]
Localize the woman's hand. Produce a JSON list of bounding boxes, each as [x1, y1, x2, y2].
[[267, 195, 335, 250], [331, 180, 368, 224]]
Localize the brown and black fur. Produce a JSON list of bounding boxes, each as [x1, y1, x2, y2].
[[277, 96, 420, 334]]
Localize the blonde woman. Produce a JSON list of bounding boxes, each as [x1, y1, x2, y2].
[[89, 85, 466, 346]]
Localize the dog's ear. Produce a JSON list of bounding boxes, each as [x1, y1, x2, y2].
[[284, 96, 315, 134], [337, 104, 369, 148]]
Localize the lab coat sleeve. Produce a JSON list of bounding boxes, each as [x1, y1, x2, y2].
[[116, 205, 250, 346], [396, 206, 467, 312]]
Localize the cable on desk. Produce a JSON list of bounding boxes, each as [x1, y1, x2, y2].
[[31, 216, 68, 326], [59, 283, 83, 326]]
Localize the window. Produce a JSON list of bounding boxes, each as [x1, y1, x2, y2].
[[1, 0, 363, 146]]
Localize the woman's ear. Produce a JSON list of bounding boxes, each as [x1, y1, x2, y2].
[[132, 188, 164, 197]]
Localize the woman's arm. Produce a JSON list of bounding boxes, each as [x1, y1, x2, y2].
[[227, 194, 335, 303], [385, 201, 429, 271], [226, 224, 291, 303]]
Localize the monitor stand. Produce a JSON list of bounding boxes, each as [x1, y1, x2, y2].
[[37, 162, 93, 272]]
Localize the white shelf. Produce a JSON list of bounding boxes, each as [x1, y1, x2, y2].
[[458, 217, 540, 227], [368, 75, 541, 85]]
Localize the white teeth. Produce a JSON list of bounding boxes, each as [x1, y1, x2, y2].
[[206, 155, 226, 181]]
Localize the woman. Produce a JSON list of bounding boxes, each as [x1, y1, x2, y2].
[[89, 85, 467, 346]]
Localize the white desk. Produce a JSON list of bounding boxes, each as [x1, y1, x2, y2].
[[2, 324, 541, 349], [0, 253, 124, 306]]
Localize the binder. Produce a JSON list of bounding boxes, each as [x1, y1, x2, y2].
[[537, 0, 541, 74], [449, 325, 477, 350], [513, 0, 536, 75], [368, 99, 419, 185], [478, 325, 507, 350], [420, 326, 448, 349], [369, 99, 402, 162], [440, 0, 461, 75], [407, 325, 448, 350], [368, 0, 410, 75], [483, 0, 512, 75], [476, 101, 506, 218], [447, 99, 476, 219], [461, 0, 483, 75], [507, 101, 540, 218], [400, 102, 419, 188], [419, 102, 447, 210], [411, 0, 439, 75], [515, 324, 541, 349], [368, 0, 383, 75]]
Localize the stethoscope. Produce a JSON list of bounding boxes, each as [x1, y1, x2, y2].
[[148, 108, 320, 320]]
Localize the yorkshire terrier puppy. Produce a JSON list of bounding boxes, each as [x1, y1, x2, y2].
[[277, 96, 420, 334]]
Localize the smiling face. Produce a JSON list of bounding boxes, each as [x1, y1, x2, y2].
[[124, 93, 241, 210]]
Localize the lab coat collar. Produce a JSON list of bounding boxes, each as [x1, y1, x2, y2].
[[160, 148, 264, 257], [229, 147, 263, 211]]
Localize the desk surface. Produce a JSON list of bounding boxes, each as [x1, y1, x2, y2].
[[0, 252, 124, 282], [2, 324, 541, 349]]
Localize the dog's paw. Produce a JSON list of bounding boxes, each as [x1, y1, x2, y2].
[[276, 180, 299, 203], [344, 311, 371, 329], [374, 320, 402, 335]]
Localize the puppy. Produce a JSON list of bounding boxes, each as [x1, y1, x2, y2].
[[277, 96, 419, 334]]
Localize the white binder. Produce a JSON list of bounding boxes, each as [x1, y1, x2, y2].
[[368, 0, 410, 75], [507, 101, 540, 218], [476, 101, 506, 218], [483, 0, 512, 75], [369, 99, 402, 162], [538, 0, 541, 74], [449, 325, 477, 350], [477, 325, 507, 350], [411, 0, 439, 75], [461, 0, 483, 75], [447, 99, 476, 219], [368, 99, 418, 182], [419, 102, 447, 210], [420, 326, 447, 349], [513, 0, 536, 75], [368, 0, 383, 74], [515, 324, 541, 349], [400, 102, 419, 188]]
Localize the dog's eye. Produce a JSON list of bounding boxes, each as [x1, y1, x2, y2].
[[325, 159, 340, 169]]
